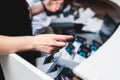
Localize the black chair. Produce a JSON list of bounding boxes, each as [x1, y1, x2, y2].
[[99, 13, 119, 43]]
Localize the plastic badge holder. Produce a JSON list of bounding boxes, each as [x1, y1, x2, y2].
[[54, 43, 79, 69], [46, 56, 60, 74], [65, 42, 75, 55], [90, 40, 102, 51], [60, 75, 71, 80], [58, 42, 75, 60], [37, 62, 54, 73], [36, 54, 60, 73], [73, 53, 86, 64], [36, 54, 54, 66], [58, 67, 82, 80], [56, 68, 73, 80], [78, 45, 91, 58], [47, 64, 65, 79], [46, 56, 65, 79], [73, 44, 91, 63], [73, 36, 86, 53], [60, 67, 75, 79], [36, 55, 54, 73], [57, 57, 79, 69], [43, 54, 54, 64]]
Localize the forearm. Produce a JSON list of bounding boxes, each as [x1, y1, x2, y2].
[[30, 2, 44, 16], [29, 0, 63, 16], [0, 35, 34, 55], [0, 34, 73, 55]]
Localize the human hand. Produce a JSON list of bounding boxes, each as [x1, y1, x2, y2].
[[43, 0, 64, 12], [32, 34, 73, 54]]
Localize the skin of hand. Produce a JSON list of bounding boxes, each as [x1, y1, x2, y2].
[[0, 34, 73, 55], [30, 0, 64, 16], [43, 0, 64, 12], [32, 34, 73, 54]]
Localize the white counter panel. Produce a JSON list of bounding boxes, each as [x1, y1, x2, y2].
[[0, 54, 53, 80], [73, 25, 120, 80]]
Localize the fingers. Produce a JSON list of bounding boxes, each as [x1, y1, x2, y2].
[[39, 40, 66, 47], [44, 34, 73, 47], [53, 35, 74, 41], [52, 47, 60, 54], [55, 4, 61, 11], [56, 0, 64, 8], [46, 46, 60, 54], [34, 34, 73, 54], [55, 41, 66, 47], [56, 0, 64, 4], [51, 0, 63, 11], [37, 46, 60, 54], [44, 0, 64, 12]]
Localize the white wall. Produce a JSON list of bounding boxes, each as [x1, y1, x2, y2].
[[110, 0, 120, 6]]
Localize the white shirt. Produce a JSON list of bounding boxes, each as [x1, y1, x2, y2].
[[26, 0, 51, 35]]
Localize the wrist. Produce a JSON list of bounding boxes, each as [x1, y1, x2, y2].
[[41, 1, 48, 12], [41, 1, 52, 16], [24, 36, 35, 51]]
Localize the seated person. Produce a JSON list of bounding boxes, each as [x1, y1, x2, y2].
[[27, 0, 55, 35]]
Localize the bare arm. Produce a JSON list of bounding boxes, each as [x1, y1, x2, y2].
[[30, 0, 64, 16], [0, 35, 34, 55], [29, 2, 44, 16], [0, 34, 73, 55]]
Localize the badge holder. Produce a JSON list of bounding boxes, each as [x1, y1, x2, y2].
[[36, 53, 62, 73], [55, 67, 83, 80], [73, 35, 86, 53], [59, 42, 75, 60], [46, 58, 65, 79], [43, 54, 54, 64], [73, 44, 91, 63], [89, 40, 102, 55], [47, 64, 65, 79]]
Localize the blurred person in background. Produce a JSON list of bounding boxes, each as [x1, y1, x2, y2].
[[27, 0, 55, 35]]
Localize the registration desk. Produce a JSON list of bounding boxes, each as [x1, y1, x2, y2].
[[0, 0, 120, 80]]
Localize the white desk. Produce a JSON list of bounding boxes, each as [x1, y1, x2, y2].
[[73, 25, 120, 80], [73, 1, 120, 80], [110, 0, 120, 6], [0, 0, 120, 80]]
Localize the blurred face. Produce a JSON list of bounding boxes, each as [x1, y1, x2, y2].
[[44, 0, 64, 12]]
